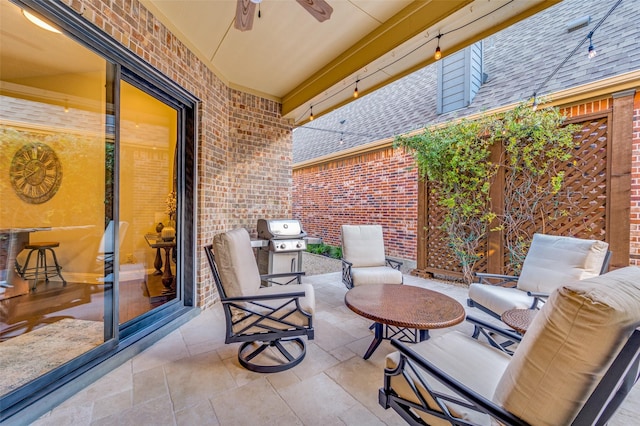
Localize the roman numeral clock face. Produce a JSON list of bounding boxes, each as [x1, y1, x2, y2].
[[10, 143, 63, 204]]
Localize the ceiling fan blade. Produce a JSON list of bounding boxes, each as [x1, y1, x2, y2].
[[296, 0, 333, 23], [235, 0, 256, 31]]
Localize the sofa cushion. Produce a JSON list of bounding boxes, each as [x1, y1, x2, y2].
[[341, 225, 387, 268], [212, 228, 261, 298], [517, 233, 609, 294], [494, 266, 640, 426], [352, 266, 402, 286], [468, 283, 538, 316]]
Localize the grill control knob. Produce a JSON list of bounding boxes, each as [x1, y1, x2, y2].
[[280, 243, 287, 250], [296, 242, 302, 248]]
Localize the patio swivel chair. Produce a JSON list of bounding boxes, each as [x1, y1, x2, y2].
[[205, 228, 315, 373], [341, 224, 403, 289], [379, 266, 640, 426], [467, 233, 610, 320]]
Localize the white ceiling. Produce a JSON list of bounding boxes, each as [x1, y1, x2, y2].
[[1, 0, 561, 124], [142, 0, 561, 124]]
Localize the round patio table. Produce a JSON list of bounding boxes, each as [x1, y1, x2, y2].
[[344, 284, 465, 359]]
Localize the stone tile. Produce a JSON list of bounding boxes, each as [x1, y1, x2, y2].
[[338, 404, 389, 426], [266, 370, 301, 390], [175, 400, 219, 425], [91, 395, 175, 426], [91, 389, 133, 421], [313, 318, 360, 352], [210, 377, 295, 425], [164, 350, 236, 411], [277, 373, 359, 426], [131, 329, 190, 374], [132, 365, 169, 406], [31, 403, 93, 426], [291, 342, 340, 380]]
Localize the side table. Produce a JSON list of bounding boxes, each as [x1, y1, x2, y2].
[[501, 308, 537, 334]]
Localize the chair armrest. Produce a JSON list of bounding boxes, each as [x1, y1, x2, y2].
[[260, 271, 305, 285], [526, 291, 550, 309], [467, 315, 522, 355], [474, 272, 519, 287], [223, 290, 307, 303], [342, 259, 353, 289], [385, 257, 403, 271], [381, 338, 529, 426]]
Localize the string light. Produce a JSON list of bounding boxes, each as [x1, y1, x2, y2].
[[309, 105, 314, 121], [587, 32, 597, 59], [295, 0, 518, 123], [353, 80, 359, 98], [531, 93, 538, 111], [434, 34, 442, 60], [530, 0, 621, 109]]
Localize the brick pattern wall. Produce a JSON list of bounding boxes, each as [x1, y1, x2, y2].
[[293, 147, 418, 259], [630, 92, 640, 265], [62, 0, 293, 308]]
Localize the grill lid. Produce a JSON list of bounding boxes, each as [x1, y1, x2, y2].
[[257, 219, 306, 239]]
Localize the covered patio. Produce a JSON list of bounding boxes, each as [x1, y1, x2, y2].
[[32, 263, 640, 425]]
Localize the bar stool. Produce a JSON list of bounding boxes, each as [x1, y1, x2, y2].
[[16, 242, 66, 290]]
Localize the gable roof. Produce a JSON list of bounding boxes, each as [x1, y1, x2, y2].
[[293, 0, 640, 164]]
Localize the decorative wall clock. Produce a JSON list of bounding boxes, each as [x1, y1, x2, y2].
[[10, 142, 63, 204]]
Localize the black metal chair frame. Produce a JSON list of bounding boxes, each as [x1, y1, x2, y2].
[[341, 257, 403, 289], [379, 321, 640, 426], [467, 250, 612, 321], [204, 244, 314, 373]]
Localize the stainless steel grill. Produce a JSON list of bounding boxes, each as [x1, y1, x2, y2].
[[256, 219, 308, 284]]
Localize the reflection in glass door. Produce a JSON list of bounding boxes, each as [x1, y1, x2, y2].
[[118, 81, 178, 325]]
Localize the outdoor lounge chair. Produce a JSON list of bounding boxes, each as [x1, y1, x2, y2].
[[467, 233, 610, 320], [341, 224, 403, 289], [379, 266, 640, 426], [204, 228, 315, 373]]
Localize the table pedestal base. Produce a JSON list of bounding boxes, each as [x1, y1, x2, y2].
[[363, 323, 429, 360]]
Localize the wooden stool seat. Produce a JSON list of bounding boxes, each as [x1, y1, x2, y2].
[[16, 242, 66, 291], [25, 242, 60, 249]]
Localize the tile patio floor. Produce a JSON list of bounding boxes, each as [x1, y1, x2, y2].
[[32, 272, 640, 425]]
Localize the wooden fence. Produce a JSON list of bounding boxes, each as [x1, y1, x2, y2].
[[414, 110, 629, 279]]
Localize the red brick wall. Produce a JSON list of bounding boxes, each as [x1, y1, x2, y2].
[[293, 147, 418, 260], [63, 0, 294, 308], [629, 92, 640, 266]]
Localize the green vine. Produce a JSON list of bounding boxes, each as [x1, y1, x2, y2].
[[489, 102, 580, 273], [396, 100, 579, 281], [396, 115, 498, 283]]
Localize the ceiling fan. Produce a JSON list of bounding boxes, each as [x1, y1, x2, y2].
[[235, 0, 333, 31]]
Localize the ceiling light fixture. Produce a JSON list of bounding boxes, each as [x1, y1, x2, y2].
[[434, 34, 442, 60], [22, 10, 61, 33]]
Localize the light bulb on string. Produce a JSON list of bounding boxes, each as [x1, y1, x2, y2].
[[309, 106, 314, 121], [434, 34, 442, 60], [531, 93, 538, 111], [353, 80, 359, 98], [587, 33, 597, 59]]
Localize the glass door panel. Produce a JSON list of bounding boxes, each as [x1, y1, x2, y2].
[[118, 81, 178, 325], [0, 0, 113, 396]]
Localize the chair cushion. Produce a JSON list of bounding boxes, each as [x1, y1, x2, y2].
[[341, 225, 387, 268], [494, 266, 640, 426], [212, 228, 261, 298], [352, 266, 403, 286], [386, 331, 511, 425], [517, 233, 609, 294], [231, 283, 315, 334], [468, 283, 536, 316]]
